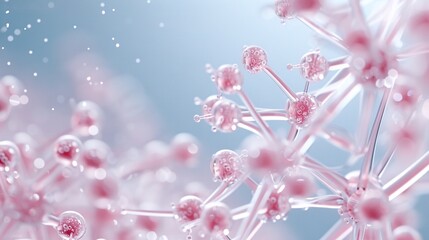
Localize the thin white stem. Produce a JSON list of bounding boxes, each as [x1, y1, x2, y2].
[[328, 56, 350, 71], [290, 195, 343, 209], [321, 219, 352, 240], [237, 122, 263, 137], [121, 209, 175, 218], [303, 156, 349, 194], [356, 88, 376, 153], [375, 145, 396, 178], [238, 91, 276, 143], [353, 223, 366, 240], [236, 177, 272, 240], [384, 151, 429, 201], [241, 111, 288, 121], [298, 16, 348, 51], [358, 88, 391, 190], [245, 219, 264, 240], [263, 66, 298, 101], [396, 44, 429, 59]]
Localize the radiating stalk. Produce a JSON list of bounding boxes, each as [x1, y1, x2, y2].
[[358, 88, 391, 190], [384, 151, 429, 201], [263, 67, 298, 101], [321, 219, 352, 240], [297, 16, 348, 51]]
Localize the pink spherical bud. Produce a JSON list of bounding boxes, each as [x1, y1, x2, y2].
[[294, 0, 320, 12], [392, 84, 419, 108], [247, 142, 293, 172], [265, 186, 290, 221], [275, 0, 295, 21], [54, 135, 82, 165], [173, 195, 203, 222], [287, 92, 318, 127], [210, 149, 244, 184], [169, 133, 199, 165], [357, 192, 389, 223], [200, 202, 231, 235], [211, 99, 242, 133], [194, 95, 219, 124], [81, 139, 110, 169], [71, 101, 102, 136], [214, 64, 243, 94], [90, 177, 118, 200], [242, 46, 268, 74], [0, 141, 19, 171], [56, 211, 86, 240], [284, 174, 315, 197], [299, 51, 328, 82]]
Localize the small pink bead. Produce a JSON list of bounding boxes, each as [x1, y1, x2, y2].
[[265, 186, 290, 221], [392, 85, 419, 107], [200, 202, 231, 234], [214, 64, 243, 94], [82, 139, 110, 169], [90, 177, 119, 200], [247, 142, 293, 172], [242, 46, 268, 74], [54, 135, 82, 165], [173, 195, 203, 222], [194, 95, 219, 125], [210, 149, 244, 184], [294, 0, 320, 12], [358, 195, 389, 223], [56, 211, 86, 240], [211, 99, 242, 133], [0, 141, 19, 171], [284, 174, 315, 197], [169, 133, 199, 165], [275, 0, 295, 21], [287, 93, 318, 127], [299, 51, 328, 82], [71, 101, 102, 136]]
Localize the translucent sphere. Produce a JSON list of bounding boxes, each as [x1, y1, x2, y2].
[[265, 186, 290, 221], [299, 51, 328, 82], [200, 202, 231, 234], [0, 141, 19, 171], [211, 99, 242, 133], [82, 139, 110, 169], [284, 174, 315, 197], [214, 64, 243, 94], [71, 101, 102, 136], [275, 0, 295, 21], [210, 149, 244, 184], [287, 92, 318, 127], [169, 133, 199, 165], [56, 211, 86, 240], [173, 195, 203, 222], [54, 135, 82, 165], [242, 46, 268, 74]]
